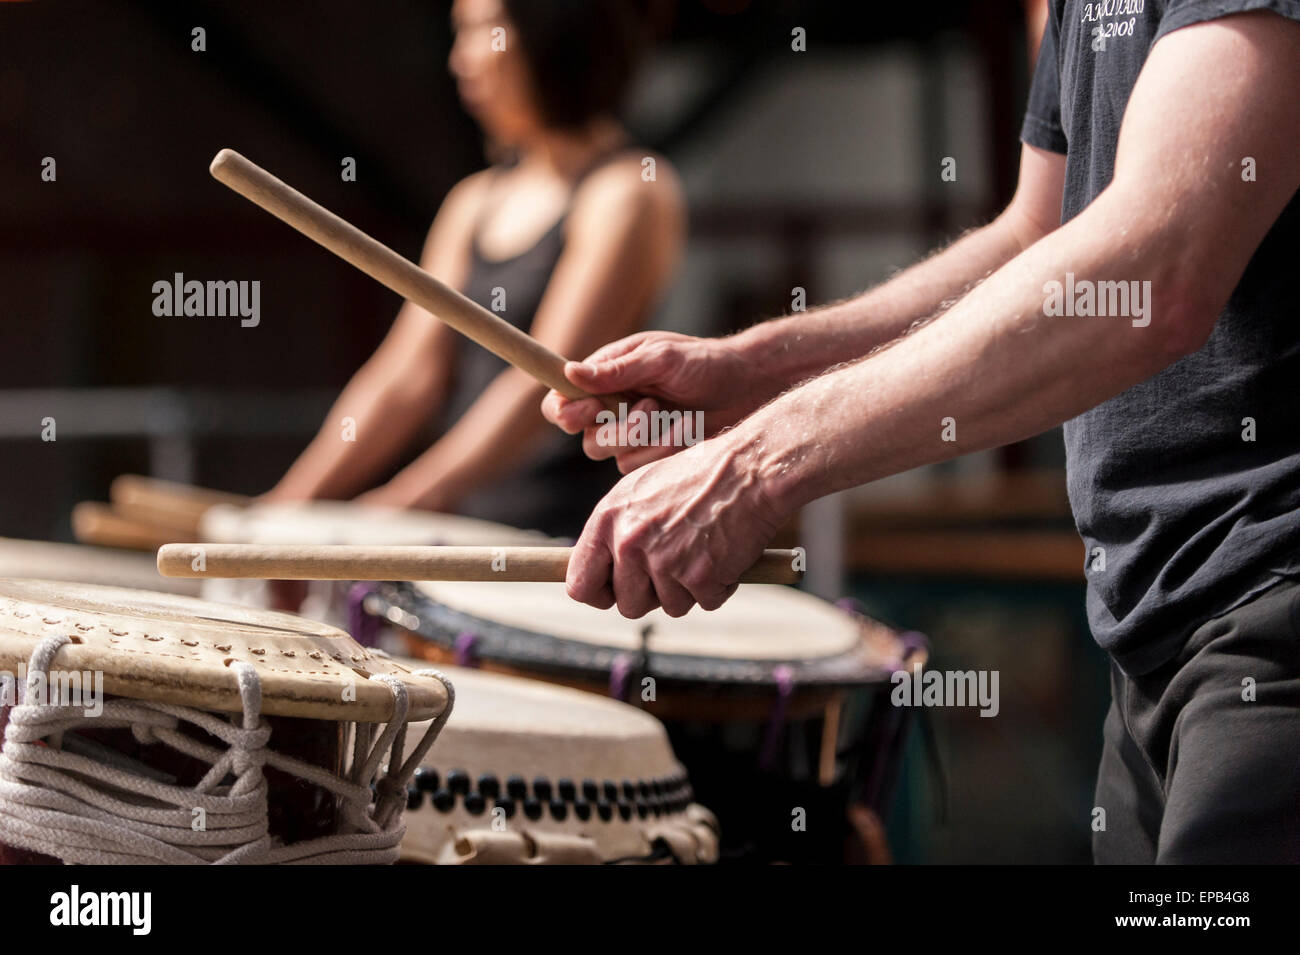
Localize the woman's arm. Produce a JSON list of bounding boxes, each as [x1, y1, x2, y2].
[[361, 154, 686, 510], [264, 173, 491, 501]]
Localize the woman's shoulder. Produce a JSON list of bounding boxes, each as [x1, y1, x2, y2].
[[571, 149, 684, 224], [441, 167, 498, 215], [423, 167, 500, 243]]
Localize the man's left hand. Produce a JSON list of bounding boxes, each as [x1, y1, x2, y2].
[[566, 430, 788, 618]]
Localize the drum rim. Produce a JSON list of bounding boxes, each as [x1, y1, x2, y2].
[[0, 578, 450, 722], [367, 581, 904, 690]]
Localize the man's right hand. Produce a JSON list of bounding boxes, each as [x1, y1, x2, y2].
[[541, 331, 762, 473]]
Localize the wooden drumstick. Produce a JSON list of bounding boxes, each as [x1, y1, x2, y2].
[[210, 149, 623, 407], [156, 543, 804, 585], [110, 475, 249, 535], [73, 502, 179, 552]]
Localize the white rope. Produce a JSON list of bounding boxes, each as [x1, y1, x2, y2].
[[0, 635, 453, 864]]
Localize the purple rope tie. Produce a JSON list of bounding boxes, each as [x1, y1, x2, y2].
[[838, 595, 928, 670], [346, 583, 382, 647], [759, 664, 796, 772], [454, 630, 481, 668], [835, 596, 867, 616], [609, 653, 634, 701], [898, 630, 929, 669]]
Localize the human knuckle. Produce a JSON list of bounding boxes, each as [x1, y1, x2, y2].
[[612, 538, 643, 564]]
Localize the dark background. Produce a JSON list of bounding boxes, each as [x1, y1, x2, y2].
[[0, 0, 1104, 863]]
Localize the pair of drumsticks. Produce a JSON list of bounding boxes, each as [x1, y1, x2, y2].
[[151, 151, 800, 587], [74, 476, 250, 551]]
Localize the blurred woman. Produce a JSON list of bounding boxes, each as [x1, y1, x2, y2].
[[265, 0, 684, 537]]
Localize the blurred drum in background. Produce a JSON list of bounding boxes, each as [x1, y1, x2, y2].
[[0, 537, 200, 596], [397, 661, 718, 865], [198, 501, 557, 635], [369, 580, 925, 864]]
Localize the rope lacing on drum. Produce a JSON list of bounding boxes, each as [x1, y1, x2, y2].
[[758, 665, 796, 772], [897, 630, 948, 826], [604, 836, 682, 865], [453, 630, 480, 667], [347, 582, 384, 647], [609, 624, 654, 702], [0, 634, 454, 864]]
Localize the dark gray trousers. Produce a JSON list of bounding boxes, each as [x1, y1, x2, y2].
[[1092, 579, 1300, 863]]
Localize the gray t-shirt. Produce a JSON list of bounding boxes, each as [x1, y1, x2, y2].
[[1021, 0, 1300, 674]]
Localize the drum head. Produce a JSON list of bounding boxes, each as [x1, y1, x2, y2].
[[400, 663, 717, 864], [379, 582, 904, 688], [0, 538, 200, 595], [201, 501, 555, 546], [431, 665, 681, 779], [0, 579, 447, 722]]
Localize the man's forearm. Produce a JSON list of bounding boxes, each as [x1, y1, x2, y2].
[[728, 211, 1030, 399], [735, 189, 1214, 513]]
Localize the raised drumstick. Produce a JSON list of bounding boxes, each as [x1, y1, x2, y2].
[[156, 543, 804, 585], [210, 149, 619, 406]]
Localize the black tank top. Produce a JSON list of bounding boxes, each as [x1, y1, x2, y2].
[[439, 155, 628, 538]]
